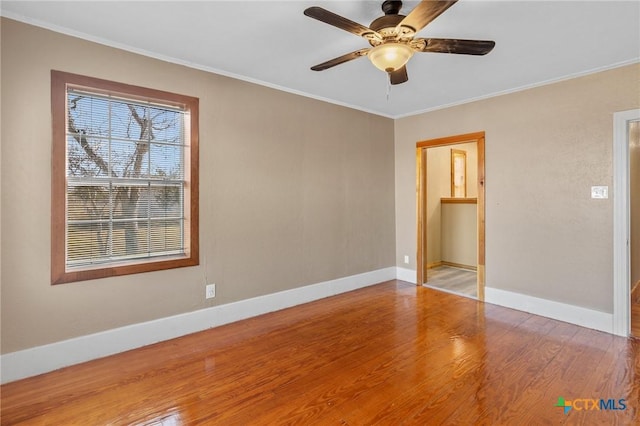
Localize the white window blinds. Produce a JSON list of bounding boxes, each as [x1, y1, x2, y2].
[[65, 89, 187, 267]]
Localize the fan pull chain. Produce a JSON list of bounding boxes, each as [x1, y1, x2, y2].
[[386, 77, 391, 101]]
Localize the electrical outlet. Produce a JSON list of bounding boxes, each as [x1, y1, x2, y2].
[[206, 284, 216, 299], [404, 255, 409, 264]]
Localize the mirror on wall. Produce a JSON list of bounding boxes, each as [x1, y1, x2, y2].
[[451, 149, 467, 198]]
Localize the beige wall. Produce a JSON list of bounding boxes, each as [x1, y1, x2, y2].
[[2, 17, 639, 356], [0, 19, 396, 354], [631, 121, 640, 288], [425, 142, 477, 264], [441, 203, 477, 268], [396, 63, 640, 313], [425, 146, 449, 264]]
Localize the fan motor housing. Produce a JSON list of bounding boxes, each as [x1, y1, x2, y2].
[[369, 14, 405, 34], [368, 15, 415, 46], [369, 0, 414, 42]]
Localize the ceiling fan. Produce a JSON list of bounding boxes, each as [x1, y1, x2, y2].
[[304, 0, 495, 85]]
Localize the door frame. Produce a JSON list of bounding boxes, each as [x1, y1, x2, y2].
[[613, 109, 640, 336], [416, 131, 486, 300]]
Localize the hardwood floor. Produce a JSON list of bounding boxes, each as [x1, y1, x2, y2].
[[425, 265, 477, 298], [633, 301, 640, 339], [1, 281, 638, 425], [632, 282, 640, 338]]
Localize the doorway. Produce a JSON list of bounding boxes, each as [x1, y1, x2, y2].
[[416, 132, 486, 300], [613, 109, 640, 337]]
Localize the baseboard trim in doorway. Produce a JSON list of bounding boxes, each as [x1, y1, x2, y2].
[[485, 287, 613, 333], [0, 267, 396, 384], [440, 261, 477, 271]]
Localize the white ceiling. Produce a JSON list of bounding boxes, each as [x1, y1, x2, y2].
[[2, 1, 639, 118]]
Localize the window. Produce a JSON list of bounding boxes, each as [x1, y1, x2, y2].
[[51, 71, 199, 284]]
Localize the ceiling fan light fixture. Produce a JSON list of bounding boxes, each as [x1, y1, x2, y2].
[[368, 42, 414, 72]]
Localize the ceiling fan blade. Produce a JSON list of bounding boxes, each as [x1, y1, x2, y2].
[[304, 6, 381, 40], [389, 66, 408, 85], [417, 38, 495, 55], [310, 49, 370, 71], [398, 0, 458, 33]]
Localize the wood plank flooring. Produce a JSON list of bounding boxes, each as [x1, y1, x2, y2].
[[1, 280, 639, 425], [632, 283, 640, 338], [426, 265, 477, 298]]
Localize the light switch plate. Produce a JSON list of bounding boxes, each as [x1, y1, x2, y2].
[[591, 186, 608, 199]]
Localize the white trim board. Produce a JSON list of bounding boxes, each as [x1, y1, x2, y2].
[[485, 287, 613, 334], [405, 267, 612, 333], [1, 267, 618, 384], [396, 267, 417, 284], [0, 267, 396, 384]]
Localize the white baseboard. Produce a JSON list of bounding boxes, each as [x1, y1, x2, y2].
[[0, 267, 396, 384], [396, 267, 417, 284], [484, 287, 613, 334], [3, 270, 613, 384]]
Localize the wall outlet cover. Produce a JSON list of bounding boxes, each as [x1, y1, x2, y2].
[[205, 284, 216, 299]]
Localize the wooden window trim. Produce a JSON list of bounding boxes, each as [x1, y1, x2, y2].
[[51, 70, 199, 284]]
